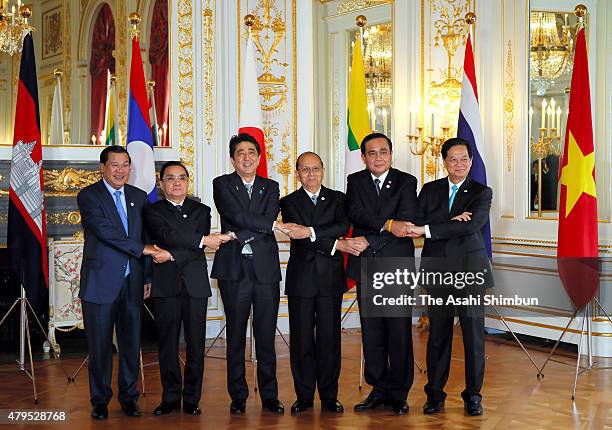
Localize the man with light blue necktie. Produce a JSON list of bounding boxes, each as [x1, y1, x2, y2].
[[410, 138, 494, 417], [77, 145, 162, 420]]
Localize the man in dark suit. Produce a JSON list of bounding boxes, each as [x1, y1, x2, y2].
[[143, 161, 232, 416], [77, 145, 160, 420], [211, 133, 285, 414], [279, 152, 359, 414], [409, 137, 493, 416], [347, 133, 418, 415]]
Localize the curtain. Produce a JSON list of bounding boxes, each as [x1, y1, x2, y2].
[[89, 3, 115, 145], [149, 0, 169, 146]]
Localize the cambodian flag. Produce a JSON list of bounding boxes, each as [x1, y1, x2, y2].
[[127, 36, 156, 202], [457, 33, 492, 258]]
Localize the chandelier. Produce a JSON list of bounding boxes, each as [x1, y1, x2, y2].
[[0, 1, 32, 56], [362, 24, 392, 108], [530, 12, 574, 96]]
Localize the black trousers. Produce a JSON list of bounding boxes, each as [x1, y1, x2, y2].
[[424, 288, 485, 403], [356, 283, 414, 401], [287, 294, 342, 402], [219, 256, 280, 401], [82, 276, 141, 406], [153, 285, 208, 405]]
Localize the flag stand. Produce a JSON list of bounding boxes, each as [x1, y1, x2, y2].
[[0, 286, 69, 403], [536, 298, 612, 398]]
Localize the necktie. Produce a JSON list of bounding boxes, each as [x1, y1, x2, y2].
[[448, 184, 459, 213], [113, 190, 130, 277], [311, 194, 318, 205], [175, 204, 182, 213], [374, 178, 381, 195], [242, 183, 254, 255]]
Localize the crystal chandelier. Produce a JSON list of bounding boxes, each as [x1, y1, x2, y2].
[[0, 1, 32, 56], [530, 12, 574, 96], [362, 24, 392, 108]]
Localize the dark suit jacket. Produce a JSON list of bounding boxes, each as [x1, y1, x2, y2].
[[77, 180, 149, 304], [346, 168, 418, 282], [143, 198, 212, 299], [416, 176, 494, 288], [211, 172, 281, 283], [280, 186, 349, 297]]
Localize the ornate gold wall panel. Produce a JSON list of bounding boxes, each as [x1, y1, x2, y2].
[[177, 0, 195, 193], [504, 40, 514, 172], [239, 0, 297, 196]]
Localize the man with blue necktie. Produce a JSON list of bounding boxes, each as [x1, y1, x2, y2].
[[409, 138, 494, 416], [77, 145, 161, 420]]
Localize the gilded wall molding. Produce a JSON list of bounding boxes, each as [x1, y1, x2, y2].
[[504, 40, 514, 172], [203, 0, 215, 147], [47, 211, 82, 225], [44, 168, 101, 194], [116, 0, 128, 143], [177, 0, 195, 194], [239, 0, 297, 195]]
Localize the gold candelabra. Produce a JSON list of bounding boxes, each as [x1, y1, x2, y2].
[[408, 126, 451, 179]]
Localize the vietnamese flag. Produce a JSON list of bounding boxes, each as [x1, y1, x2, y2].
[[557, 26, 599, 310], [239, 32, 267, 177], [8, 32, 48, 312]]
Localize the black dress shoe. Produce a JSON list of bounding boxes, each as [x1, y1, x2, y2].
[[354, 396, 386, 411], [183, 402, 201, 415], [262, 398, 285, 414], [91, 404, 108, 420], [423, 400, 444, 414], [390, 400, 409, 415], [120, 400, 142, 417], [290, 399, 313, 413], [464, 400, 483, 416], [321, 399, 344, 413], [230, 399, 246, 414], [154, 401, 181, 415]]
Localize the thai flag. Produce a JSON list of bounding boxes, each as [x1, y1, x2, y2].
[[457, 34, 492, 258], [127, 36, 157, 202]]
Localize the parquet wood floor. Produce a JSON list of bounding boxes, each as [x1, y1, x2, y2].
[[0, 328, 611, 429]]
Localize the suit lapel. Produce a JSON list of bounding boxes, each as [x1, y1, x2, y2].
[[124, 186, 136, 238], [449, 176, 473, 217], [312, 186, 329, 222], [376, 168, 395, 209], [249, 176, 266, 211], [361, 170, 379, 207], [96, 181, 128, 236], [230, 172, 251, 209], [297, 188, 316, 223]]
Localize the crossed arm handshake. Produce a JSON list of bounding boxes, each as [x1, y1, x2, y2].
[[385, 211, 474, 238], [273, 222, 369, 257], [142, 232, 235, 265]]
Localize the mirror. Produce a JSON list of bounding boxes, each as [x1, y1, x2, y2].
[[528, 10, 581, 217], [350, 22, 393, 136], [0, 0, 171, 147]]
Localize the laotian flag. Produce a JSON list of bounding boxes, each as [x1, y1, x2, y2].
[[8, 32, 48, 312], [457, 33, 492, 259], [239, 32, 267, 178], [127, 36, 156, 201]]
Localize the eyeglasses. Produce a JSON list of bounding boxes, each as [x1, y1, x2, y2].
[[163, 175, 189, 182], [298, 167, 323, 174], [446, 157, 471, 165]]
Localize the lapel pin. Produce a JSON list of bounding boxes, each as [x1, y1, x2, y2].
[[388, 180, 392, 184], [321, 196, 326, 201], [386, 184, 390, 189], [130, 202, 134, 207], [183, 214, 188, 218], [464, 189, 468, 193], [235, 185, 239, 191]]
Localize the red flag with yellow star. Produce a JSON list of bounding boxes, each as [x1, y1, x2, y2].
[[557, 26, 599, 309]]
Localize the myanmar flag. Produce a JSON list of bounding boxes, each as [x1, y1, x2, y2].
[[345, 36, 370, 184], [103, 69, 119, 145], [557, 26, 599, 309]]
